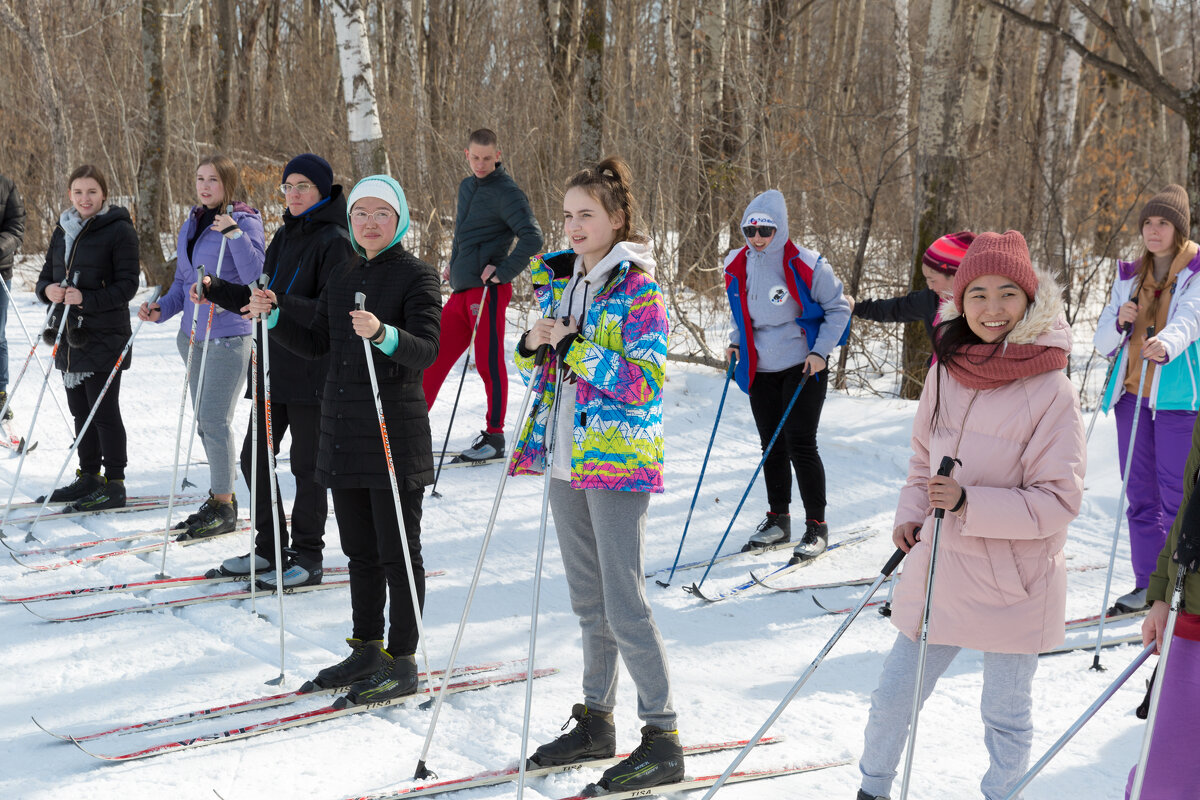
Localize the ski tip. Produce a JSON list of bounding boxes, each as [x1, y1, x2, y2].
[[31, 715, 70, 741], [68, 734, 112, 760], [21, 603, 59, 622]]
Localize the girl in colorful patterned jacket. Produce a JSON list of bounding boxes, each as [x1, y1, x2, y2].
[[723, 189, 851, 558], [1094, 184, 1200, 615], [856, 231, 1085, 800], [510, 156, 681, 794], [139, 154, 265, 539]]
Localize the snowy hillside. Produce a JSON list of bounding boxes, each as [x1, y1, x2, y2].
[[0, 283, 1153, 800]]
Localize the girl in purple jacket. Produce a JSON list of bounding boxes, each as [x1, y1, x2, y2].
[[139, 154, 265, 537]]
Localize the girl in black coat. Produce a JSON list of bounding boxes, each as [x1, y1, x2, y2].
[[246, 174, 441, 705], [36, 164, 139, 510]]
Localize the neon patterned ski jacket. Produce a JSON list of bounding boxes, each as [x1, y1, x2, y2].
[[508, 244, 667, 493]]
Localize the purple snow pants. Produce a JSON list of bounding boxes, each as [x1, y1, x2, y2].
[[1125, 634, 1200, 799], [1114, 393, 1195, 587]]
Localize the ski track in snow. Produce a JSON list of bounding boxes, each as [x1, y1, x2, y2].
[[0, 284, 1150, 799]]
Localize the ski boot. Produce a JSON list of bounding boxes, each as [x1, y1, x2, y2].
[[591, 725, 684, 793], [529, 703, 617, 767], [43, 470, 104, 503], [256, 548, 322, 590], [68, 478, 126, 511], [210, 552, 271, 579], [454, 430, 504, 463], [857, 791, 889, 800], [1110, 586, 1149, 615], [789, 519, 829, 563], [341, 652, 417, 706], [177, 493, 237, 539], [742, 512, 791, 551], [0, 391, 11, 421], [300, 638, 388, 693]]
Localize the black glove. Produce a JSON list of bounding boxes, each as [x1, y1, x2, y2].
[[1173, 492, 1200, 573]]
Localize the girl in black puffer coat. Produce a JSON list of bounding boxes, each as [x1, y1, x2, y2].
[[36, 164, 139, 510], [246, 174, 441, 706]]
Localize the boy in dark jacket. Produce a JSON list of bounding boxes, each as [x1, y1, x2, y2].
[[202, 154, 356, 588], [422, 128, 543, 461]]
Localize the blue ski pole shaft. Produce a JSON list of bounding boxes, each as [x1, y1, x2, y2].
[[658, 357, 735, 588], [691, 370, 811, 591], [700, 546, 907, 800]]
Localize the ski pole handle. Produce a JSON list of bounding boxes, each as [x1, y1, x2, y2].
[[257, 273, 268, 289], [354, 291, 365, 312], [194, 265, 209, 301], [222, 204, 244, 240], [881, 547, 906, 577], [933, 455, 961, 520]]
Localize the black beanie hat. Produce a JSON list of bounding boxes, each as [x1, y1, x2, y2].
[[1139, 184, 1190, 237], [282, 153, 333, 198]]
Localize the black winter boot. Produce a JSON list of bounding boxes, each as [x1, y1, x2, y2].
[[594, 724, 684, 792], [301, 638, 388, 692], [529, 703, 617, 767], [343, 652, 418, 705], [45, 470, 104, 503]]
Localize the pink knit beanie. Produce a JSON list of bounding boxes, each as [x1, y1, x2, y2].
[[953, 230, 1038, 310], [923, 231, 976, 275]]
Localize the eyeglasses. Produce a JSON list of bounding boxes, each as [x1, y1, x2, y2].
[[280, 182, 317, 195], [743, 225, 776, 239], [350, 210, 396, 225]]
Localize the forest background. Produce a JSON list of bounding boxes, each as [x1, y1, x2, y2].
[[2, 0, 1199, 399]]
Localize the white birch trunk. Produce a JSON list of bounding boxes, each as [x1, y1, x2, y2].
[[329, 0, 389, 176], [961, 4, 1001, 151]]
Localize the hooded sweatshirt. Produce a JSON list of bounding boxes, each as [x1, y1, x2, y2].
[[725, 190, 851, 379], [551, 241, 655, 479]]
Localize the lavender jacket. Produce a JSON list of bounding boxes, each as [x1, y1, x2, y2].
[[157, 202, 266, 337], [889, 272, 1086, 655]]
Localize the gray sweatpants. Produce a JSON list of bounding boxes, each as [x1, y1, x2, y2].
[[549, 478, 677, 731], [859, 632, 1038, 800], [176, 330, 250, 495]]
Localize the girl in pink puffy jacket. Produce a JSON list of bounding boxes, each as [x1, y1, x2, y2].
[[856, 231, 1086, 800]]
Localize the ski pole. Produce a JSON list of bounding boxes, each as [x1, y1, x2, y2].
[[658, 356, 735, 588], [1085, 322, 1131, 443], [260, 274, 287, 686], [898, 454, 960, 800], [24, 288, 162, 536], [686, 371, 812, 594], [1003, 641, 1154, 799], [0, 278, 72, 430], [354, 292, 432, 680], [247, 284, 262, 614], [430, 285, 489, 498], [180, 262, 223, 490], [158, 266, 207, 578], [700, 546, 908, 800], [516, 348, 568, 800], [1130, 541, 1193, 797], [413, 338, 548, 780], [1092, 325, 1154, 672], [1, 275, 74, 533]]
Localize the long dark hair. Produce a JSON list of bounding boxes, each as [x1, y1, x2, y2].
[[1133, 224, 1190, 319], [928, 314, 1004, 432]]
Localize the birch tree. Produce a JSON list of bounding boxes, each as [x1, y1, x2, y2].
[[137, 0, 171, 286], [329, 0, 390, 176]]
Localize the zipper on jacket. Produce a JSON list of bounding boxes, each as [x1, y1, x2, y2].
[[61, 217, 93, 373]]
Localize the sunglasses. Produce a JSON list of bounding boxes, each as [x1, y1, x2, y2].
[[743, 225, 776, 239]]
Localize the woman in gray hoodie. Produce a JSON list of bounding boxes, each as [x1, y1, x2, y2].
[[723, 189, 851, 558]]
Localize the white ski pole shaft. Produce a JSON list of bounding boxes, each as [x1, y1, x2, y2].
[[354, 292, 432, 678], [1, 276, 73, 530], [516, 355, 565, 800], [260, 276, 288, 686], [898, 454, 959, 800], [1130, 569, 1188, 799], [430, 287, 489, 498], [414, 341, 547, 779], [0, 279, 71, 429], [248, 308, 260, 614], [701, 547, 908, 800], [180, 293, 218, 489], [1093, 325, 1154, 671], [1003, 643, 1154, 799], [159, 266, 207, 578], [1086, 319, 1132, 443], [26, 288, 162, 535]]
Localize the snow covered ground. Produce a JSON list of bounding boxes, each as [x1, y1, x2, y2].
[[0, 282, 1153, 800]]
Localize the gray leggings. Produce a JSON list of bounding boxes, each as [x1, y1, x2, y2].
[[549, 478, 676, 731], [859, 632, 1038, 800], [175, 329, 249, 495]]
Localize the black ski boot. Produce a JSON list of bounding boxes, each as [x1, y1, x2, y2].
[[178, 493, 237, 539], [789, 519, 829, 563], [342, 652, 417, 705], [592, 724, 684, 793], [742, 512, 791, 551], [529, 703, 617, 767], [68, 478, 126, 512], [857, 790, 889, 800], [0, 391, 12, 421], [43, 470, 104, 503], [300, 638, 388, 692]]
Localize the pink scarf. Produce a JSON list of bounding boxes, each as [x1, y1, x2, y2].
[[943, 342, 1067, 390]]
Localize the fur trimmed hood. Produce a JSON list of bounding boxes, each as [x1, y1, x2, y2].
[[939, 267, 1072, 352]]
